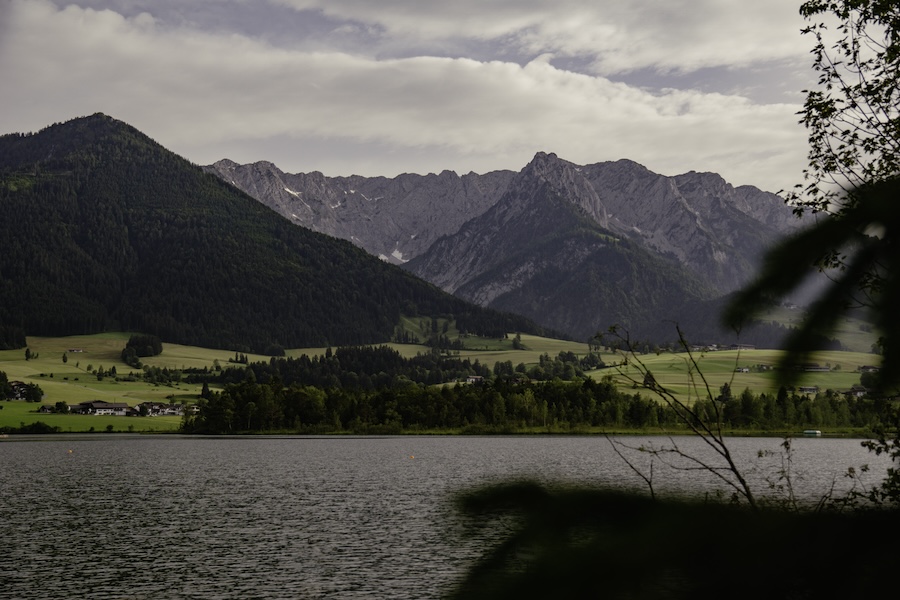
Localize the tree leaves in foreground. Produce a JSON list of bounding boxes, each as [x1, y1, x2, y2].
[[723, 178, 900, 388], [725, 0, 900, 389], [791, 0, 900, 216], [449, 482, 900, 600], [451, 3, 900, 596]]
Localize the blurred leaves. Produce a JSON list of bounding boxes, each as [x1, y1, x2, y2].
[[450, 480, 900, 599], [724, 178, 900, 388]]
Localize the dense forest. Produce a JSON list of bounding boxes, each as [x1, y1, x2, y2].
[[0, 325, 26, 350], [0, 114, 548, 352], [175, 346, 882, 434]]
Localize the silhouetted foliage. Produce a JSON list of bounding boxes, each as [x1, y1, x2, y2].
[[451, 4, 900, 595], [727, 1, 900, 386], [450, 482, 900, 600], [790, 0, 900, 216]]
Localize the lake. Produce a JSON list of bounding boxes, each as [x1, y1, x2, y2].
[[0, 435, 890, 599]]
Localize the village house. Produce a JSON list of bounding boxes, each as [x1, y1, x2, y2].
[[842, 385, 868, 399], [134, 402, 184, 417], [9, 381, 32, 400], [71, 400, 130, 416]]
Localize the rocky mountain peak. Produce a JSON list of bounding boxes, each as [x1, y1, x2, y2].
[[206, 151, 802, 340], [212, 158, 239, 170], [512, 151, 610, 226]]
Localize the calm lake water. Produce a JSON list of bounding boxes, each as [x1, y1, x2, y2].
[[0, 435, 891, 599]]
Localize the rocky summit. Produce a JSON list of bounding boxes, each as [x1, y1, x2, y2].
[[207, 152, 803, 342]]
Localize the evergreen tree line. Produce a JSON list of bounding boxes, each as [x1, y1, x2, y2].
[[124, 334, 163, 357], [184, 345, 603, 391], [183, 374, 887, 435], [121, 333, 163, 368], [191, 345, 497, 390], [0, 324, 26, 350]]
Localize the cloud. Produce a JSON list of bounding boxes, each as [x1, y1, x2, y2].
[[272, 0, 809, 74], [1, 0, 808, 192]]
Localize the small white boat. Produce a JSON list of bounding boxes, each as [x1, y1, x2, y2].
[[802, 429, 822, 437]]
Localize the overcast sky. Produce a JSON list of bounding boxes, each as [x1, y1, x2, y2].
[[1, 0, 818, 192]]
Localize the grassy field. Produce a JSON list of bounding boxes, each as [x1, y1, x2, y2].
[[334, 332, 594, 364], [0, 400, 181, 433], [593, 348, 877, 402], [2, 333, 879, 431], [0, 333, 206, 432], [1, 331, 594, 432], [450, 333, 597, 365], [760, 305, 878, 354]]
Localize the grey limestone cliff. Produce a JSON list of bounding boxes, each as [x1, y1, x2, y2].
[[206, 152, 802, 340], [205, 159, 514, 264]]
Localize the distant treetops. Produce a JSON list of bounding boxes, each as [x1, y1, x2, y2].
[[121, 333, 162, 369]]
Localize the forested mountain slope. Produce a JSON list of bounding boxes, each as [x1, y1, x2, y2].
[[0, 114, 545, 351]]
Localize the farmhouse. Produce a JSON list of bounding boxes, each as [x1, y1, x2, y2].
[[134, 402, 184, 417], [843, 385, 868, 398], [9, 381, 32, 400], [71, 401, 130, 416]]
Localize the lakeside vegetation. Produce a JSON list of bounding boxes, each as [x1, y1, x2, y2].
[[1, 332, 883, 435]]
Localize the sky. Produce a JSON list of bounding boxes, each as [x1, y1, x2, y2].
[[0, 0, 819, 193]]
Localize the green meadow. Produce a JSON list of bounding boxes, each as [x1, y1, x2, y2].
[[1, 332, 879, 432], [0, 333, 204, 432], [760, 305, 879, 354], [0, 399, 181, 433], [0, 332, 593, 432], [595, 348, 877, 403]]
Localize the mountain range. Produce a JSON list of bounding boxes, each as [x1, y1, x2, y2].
[[0, 114, 545, 352], [206, 151, 803, 343]]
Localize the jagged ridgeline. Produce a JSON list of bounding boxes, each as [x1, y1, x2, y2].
[[209, 150, 806, 346], [0, 114, 547, 351]]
